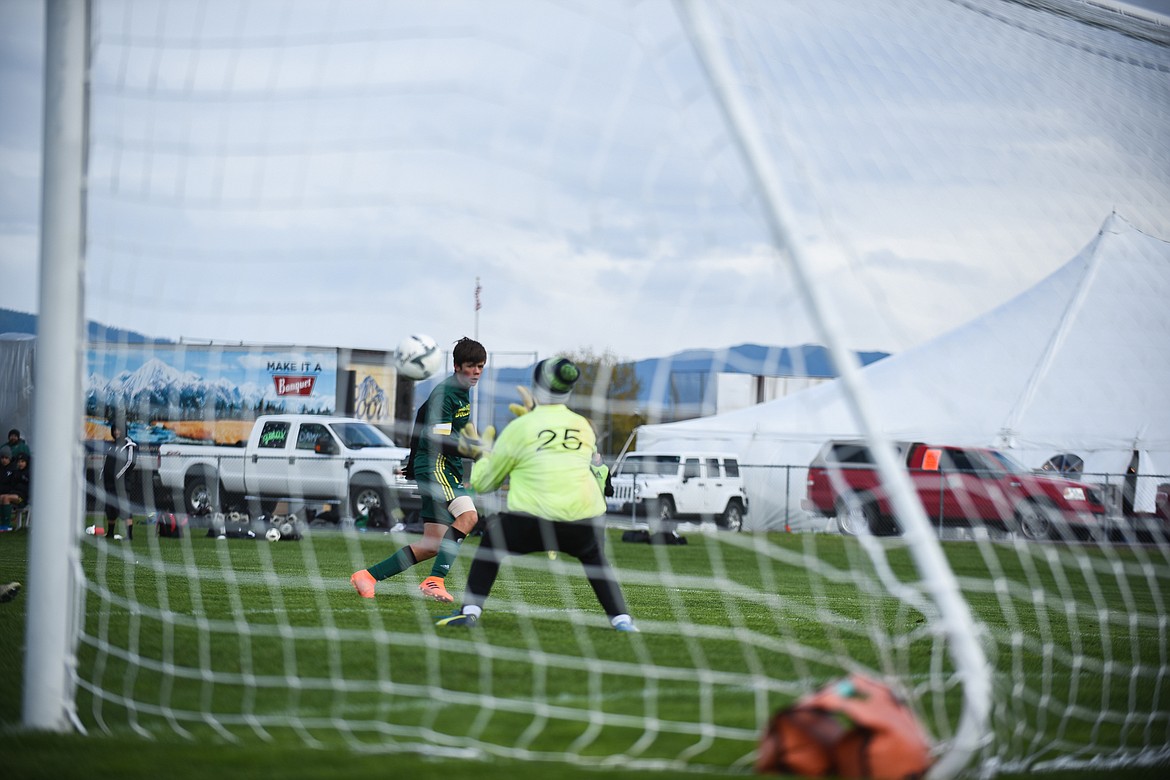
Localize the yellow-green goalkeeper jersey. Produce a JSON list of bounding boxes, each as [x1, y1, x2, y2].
[[469, 404, 606, 522]]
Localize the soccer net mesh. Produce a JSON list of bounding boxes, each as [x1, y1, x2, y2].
[[44, 0, 1170, 777]]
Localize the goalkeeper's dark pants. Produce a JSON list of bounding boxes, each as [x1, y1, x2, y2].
[[463, 512, 629, 618]]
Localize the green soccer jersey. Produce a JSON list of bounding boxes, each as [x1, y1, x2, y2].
[[411, 373, 473, 491], [470, 403, 606, 522]]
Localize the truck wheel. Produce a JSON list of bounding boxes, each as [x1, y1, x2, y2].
[[351, 477, 388, 521], [719, 500, 745, 532], [184, 472, 219, 516], [1014, 500, 1053, 540], [835, 496, 879, 536]]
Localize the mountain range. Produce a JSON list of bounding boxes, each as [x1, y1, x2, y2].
[[87, 357, 266, 414], [0, 307, 166, 343]]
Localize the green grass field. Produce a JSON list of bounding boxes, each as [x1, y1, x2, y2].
[[2, 521, 1168, 779]]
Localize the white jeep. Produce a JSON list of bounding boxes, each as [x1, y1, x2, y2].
[[606, 451, 748, 531]]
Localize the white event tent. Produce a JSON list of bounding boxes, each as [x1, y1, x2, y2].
[[635, 214, 1170, 530]]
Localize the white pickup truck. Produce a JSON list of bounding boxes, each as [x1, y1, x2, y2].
[[157, 414, 419, 519]]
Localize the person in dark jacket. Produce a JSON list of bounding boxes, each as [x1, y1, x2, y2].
[[102, 424, 139, 540], [6, 429, 30, 459], [0, 447, 15, 489], [0, 451, 31, 528]]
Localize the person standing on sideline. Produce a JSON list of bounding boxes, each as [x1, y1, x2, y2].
[[351, 336, 487, 603], [102, 423, 138, 540], [436, 357, 637, 632]]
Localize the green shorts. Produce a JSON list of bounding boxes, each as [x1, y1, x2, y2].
[[417, 469, 472, 525], [418, 451, 472, 523]]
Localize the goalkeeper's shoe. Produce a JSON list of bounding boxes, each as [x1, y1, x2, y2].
[[350, 569, 377, 599], [613, 619, 639, 633], [419, 576, 454, 602], [435, 611, 478, 628]]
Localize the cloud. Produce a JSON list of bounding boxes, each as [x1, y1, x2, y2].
[[5, 0, 1170, 364]]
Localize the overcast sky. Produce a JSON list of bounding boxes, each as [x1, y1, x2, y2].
[[2, 0, 1168, 365]]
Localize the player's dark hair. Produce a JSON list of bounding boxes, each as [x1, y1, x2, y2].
[[452, 337, 486, 367]]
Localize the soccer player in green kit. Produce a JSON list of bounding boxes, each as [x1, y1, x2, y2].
[[435, 357, 637, 632], [351, 336, 486, 603]]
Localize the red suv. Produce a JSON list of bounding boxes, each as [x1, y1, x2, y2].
[[803, 440, 1107, 540]]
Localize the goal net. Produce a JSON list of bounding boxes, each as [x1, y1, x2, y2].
[[23, 0, 1170, 777]]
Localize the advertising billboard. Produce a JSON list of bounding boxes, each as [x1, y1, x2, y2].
[[85, 344, 339, 445]]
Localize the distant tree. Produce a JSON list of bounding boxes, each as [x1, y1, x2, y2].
[[561, 348, 641, 457]]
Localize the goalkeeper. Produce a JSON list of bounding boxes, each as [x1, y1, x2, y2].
[[436, 357, 637, 632]]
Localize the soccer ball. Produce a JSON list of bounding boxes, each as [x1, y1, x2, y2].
[[265, 527, 281, 542], [395, 333, 443, 381]]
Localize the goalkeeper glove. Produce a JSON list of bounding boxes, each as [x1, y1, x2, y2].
[[509, 385, 535, 417], [457, 423, 495, 460]]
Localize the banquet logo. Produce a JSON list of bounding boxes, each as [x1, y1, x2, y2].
[[273, 375, 316, 396]]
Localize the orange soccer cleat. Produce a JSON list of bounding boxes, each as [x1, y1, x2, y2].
[[418, 576, 453, 603], [350, 569, 377, 599]]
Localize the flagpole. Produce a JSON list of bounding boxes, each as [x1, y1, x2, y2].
[[473, 277, 482, 429]]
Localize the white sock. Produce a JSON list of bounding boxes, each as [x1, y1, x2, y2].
[[611, 614, 632, 628], [463, 605, 483, 619]]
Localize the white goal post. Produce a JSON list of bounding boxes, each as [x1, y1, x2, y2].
[[24, 0, 89, 733]]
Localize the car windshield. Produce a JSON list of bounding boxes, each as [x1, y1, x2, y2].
[[619, 455, 680, 476], [331, 422, 394, 449], [985, 450, 1030, 475]]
